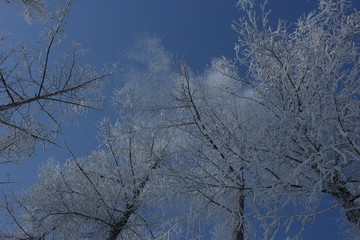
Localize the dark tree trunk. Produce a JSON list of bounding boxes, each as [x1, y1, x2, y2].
[[232, 194, 245, 240], [232, 170, 245, 240], [107, 204, 136, 240], [327, 176, 360, 228]]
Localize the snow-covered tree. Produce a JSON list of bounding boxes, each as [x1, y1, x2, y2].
[[2, 117, 176, 239], [4, 0, 360, 239], [2, 36, 189, 240], [166, 0, 360, 238], [4, 0, 50, 23], [120, 1, 360, 238], [0, 0, 112, 165], [234, 0, 360, 230]]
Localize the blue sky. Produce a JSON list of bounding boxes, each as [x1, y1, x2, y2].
[[1, 0, 359, 239]]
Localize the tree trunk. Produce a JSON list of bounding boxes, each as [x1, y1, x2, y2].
[[107, 203, 135, 240], [232, 193, 245, 240], [327, 175, 360, 228], [232, 170, 245, 240]]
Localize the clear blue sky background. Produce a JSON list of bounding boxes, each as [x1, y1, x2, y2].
[[0, 0, 359, 239]]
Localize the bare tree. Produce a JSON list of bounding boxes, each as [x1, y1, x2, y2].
[[231, 0, 360, 236], [166, 0, 360, 238], [0, 0, 112, 165], [2, 117, 174, 239], [1, 35, 180, 239], [126, 0, 360, 238], [4, 0, 50, 23], [3, 0, 360, 239]]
